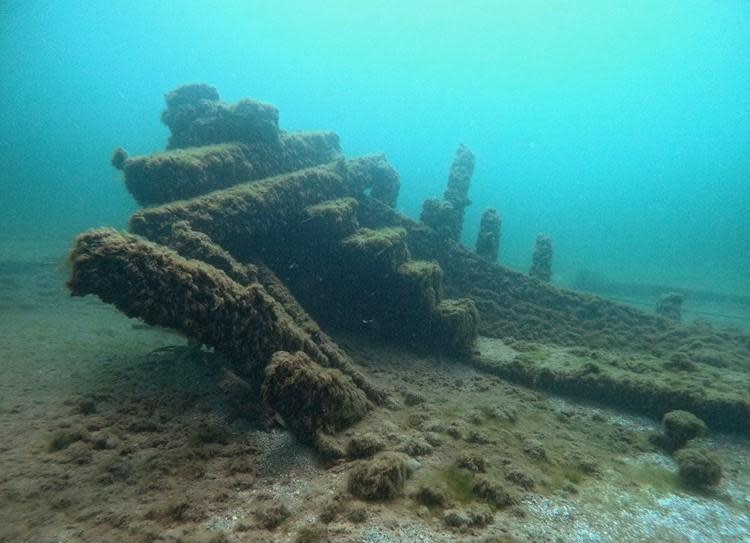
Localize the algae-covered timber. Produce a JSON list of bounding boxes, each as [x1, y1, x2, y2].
[[529, 234, 553, 282], [118, 132, 342, 206], [128, 157, 395, 252], [475, 208, 501, 263], [67, 229, 329, 377], [126, 154, 477, 355], [147, 219, 384, 403], [161, 83, 280, 149], [475, 336, 750, 434], [421, 144, 476, 242]]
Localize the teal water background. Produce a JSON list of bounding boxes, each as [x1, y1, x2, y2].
[[1, 1, 748, 294]]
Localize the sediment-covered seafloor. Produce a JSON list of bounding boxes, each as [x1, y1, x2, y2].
[[6, 84, 747, 542]]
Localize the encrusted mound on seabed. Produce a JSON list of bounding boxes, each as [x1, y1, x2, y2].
[[262, 351, 371, 443]]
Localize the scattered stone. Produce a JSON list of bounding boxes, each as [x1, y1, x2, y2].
[[405, 457, 422, 475], [63, 441, 93, 465], [446, 424, 463, 440], [470, 535, 525, 543], [466, 505, 495, 528], [47, 430, 87, 452], [466, 430, 493, 445], [416, 505, 431, 518], [126, 420, 160, 433], [468, 412, 483, 425], [481, 405, 518, 423], [505, 469, 535, 490], [74, 399, 97, 415], [347, 506, 368, 523], [663, 410, 707, 449], [663, 352, 697, 372], [424, 432, 444, 447], [189, 420, 230, 446], [424, 422, 447, 434], [348, 452, 410, 500], [91, 436, 118, 450], [294, 523, 329, 543], [397, 437, 433, 457], [254, 501, 290, 529], [403, 391, 426, 406], [99, 457, 134, 484], [443, 506, 494, 529], [314, 433, 346, 461], [456, 454, 486, 473], [576, 459, 599, 476], [675, 447, 723, 488], [187, 530, 229, 543], [346, 433, 386, 459], [413, 484, 448, 508], [562, 482, 579, 495], [319, 495, 345, 524], [407, 413, 430, 429], [473, 477, 517, 507], [147, 500, 202, 523], [522, 439, 547, 461], [443, 509, 471, 528]]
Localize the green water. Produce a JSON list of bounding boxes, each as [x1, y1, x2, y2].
[[1, 1, 748, 296]]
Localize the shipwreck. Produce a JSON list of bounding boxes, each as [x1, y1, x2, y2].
[[68, 84, 750, 449]]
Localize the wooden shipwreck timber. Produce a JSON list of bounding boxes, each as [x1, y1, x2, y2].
[[68, 84, 750, 442]]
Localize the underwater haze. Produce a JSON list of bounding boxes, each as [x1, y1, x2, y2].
[[4, 4, 750, 543], [1, 0, 749, 295]]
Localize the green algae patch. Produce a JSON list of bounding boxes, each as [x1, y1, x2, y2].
[[342, 227, 408, 257], [398, 259, 442, 279], [306, 196, 359, 217], [535, 457, 596, 492], [434, 465, 476, 505], [304, 198, 360, 239], [617, 459, 681, 494], [341, 226, 410, 275]]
